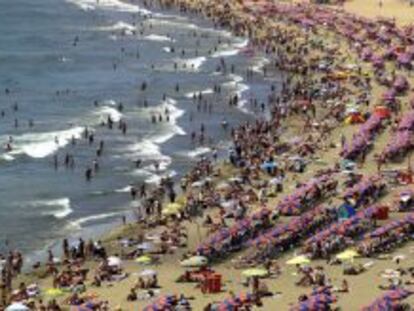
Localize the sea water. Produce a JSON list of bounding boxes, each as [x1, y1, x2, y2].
[[0, 0, 278, 257]]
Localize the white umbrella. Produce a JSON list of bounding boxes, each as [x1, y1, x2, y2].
[[5, 303, 30, 311], [180, 256, 208, 267], [229, 177, 242, 183], [136, 242, 154, 251], [191, 181, 205, 188], [107, 256, 122, 268], [139, 269, 157, 277], [392, 254, 406, 262]]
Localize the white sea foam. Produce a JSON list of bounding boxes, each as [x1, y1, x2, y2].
[[175, 56, 206, 71], [233, 38, 249, 49], [143, 34, 175, 42], [162, 46, 173, 53], [98, 21, 136, 34], [211, 39, 248, 58], [222, 74, 251, 114], [114, 185, 132, 193], [145, 170, 177, 184], [0, 154, 15, 161], [29, 198, 73, 219], [69, 212, 122, 229], [146, 18, 198, 30], [142, 98, 186, 144], [123, 98, 185, 184], [211, 49, 240, 58], [187, 147, 211, 158], [67, 0, 151, 14], [185, 88, 213, 99], [8, 126, 84, 159], [101, 99, 117, 106], [95, 106, 123, 123], [251, 57, 270, 73]]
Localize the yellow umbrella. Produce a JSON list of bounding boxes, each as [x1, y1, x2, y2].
[[242, 268, 268, 278], [136, 255, 152, 264], [45, 288, 64, 298], [336, 249, 359, 260], [286, 255, 310, 265], [180, 256, 208, 267], [175, 196, 187, 205], [162, 202, 183, 215]]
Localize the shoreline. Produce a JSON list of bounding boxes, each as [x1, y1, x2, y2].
[[2, 0, 414, 310]]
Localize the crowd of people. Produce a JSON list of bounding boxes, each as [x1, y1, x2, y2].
[[0, 0, 413, 309]]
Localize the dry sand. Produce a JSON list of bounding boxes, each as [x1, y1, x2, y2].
[[342, 0, 414, 26]]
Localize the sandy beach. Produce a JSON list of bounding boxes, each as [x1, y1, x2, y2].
[[1, 0, 414, 310]]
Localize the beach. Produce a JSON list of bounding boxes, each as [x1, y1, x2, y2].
[[1, 0, 414, 310]]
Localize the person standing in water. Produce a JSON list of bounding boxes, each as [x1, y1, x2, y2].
[[85, 167, 92, 181]]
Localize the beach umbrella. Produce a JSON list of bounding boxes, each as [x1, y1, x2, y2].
[[180, 255, 208, 267], [229, 177, 243, 183], [107, 256, 122, 268], [5, 303, 30, 311], [136, 242, 154, 251], [241, 268, 268, 278], [191, 181, 205, 188], [139, 269, 157, 277], [286, 255, 310, 265], [45, 288, 64, 298], [336, 249, 359, 260], [260, 161, 277, 171], [162, 202, 183, 216], [136, 255, 152, 264], [383, 288, 412, 300]]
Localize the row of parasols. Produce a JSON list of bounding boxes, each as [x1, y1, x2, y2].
[[357, 212, 414, 256], [381, 110, 414, 161], [197, 174, 337, 260]]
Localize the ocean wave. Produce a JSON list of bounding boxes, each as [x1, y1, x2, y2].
[[0, 154, 15, 162], [7, 126, 84, 159], [145, 169, 176, 184], [222, 74, 251, 114], [162, 46, 173, 53], [187, 147, 211, 158], [102, 99, 117, 106], [233, 38, 249, 49], [211, 38, 249, 58], [175, 56, 206, 71], [97, 21, 136, 34], [119, 97, 184, 184], [185, 88, 213, 99], [141, 98, 186, 144], [95, 105, 123, 123], [146, 18, 198, 30], [68, 211, 122, 229], [151, 12, 189, 21], [143, 34, 175, 42], [211, 49, 240, 58], [114, 185, 132, 193], [66, 0, 151, 14], [251, 57, 270, 73], [29, 198, 73, 219]]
